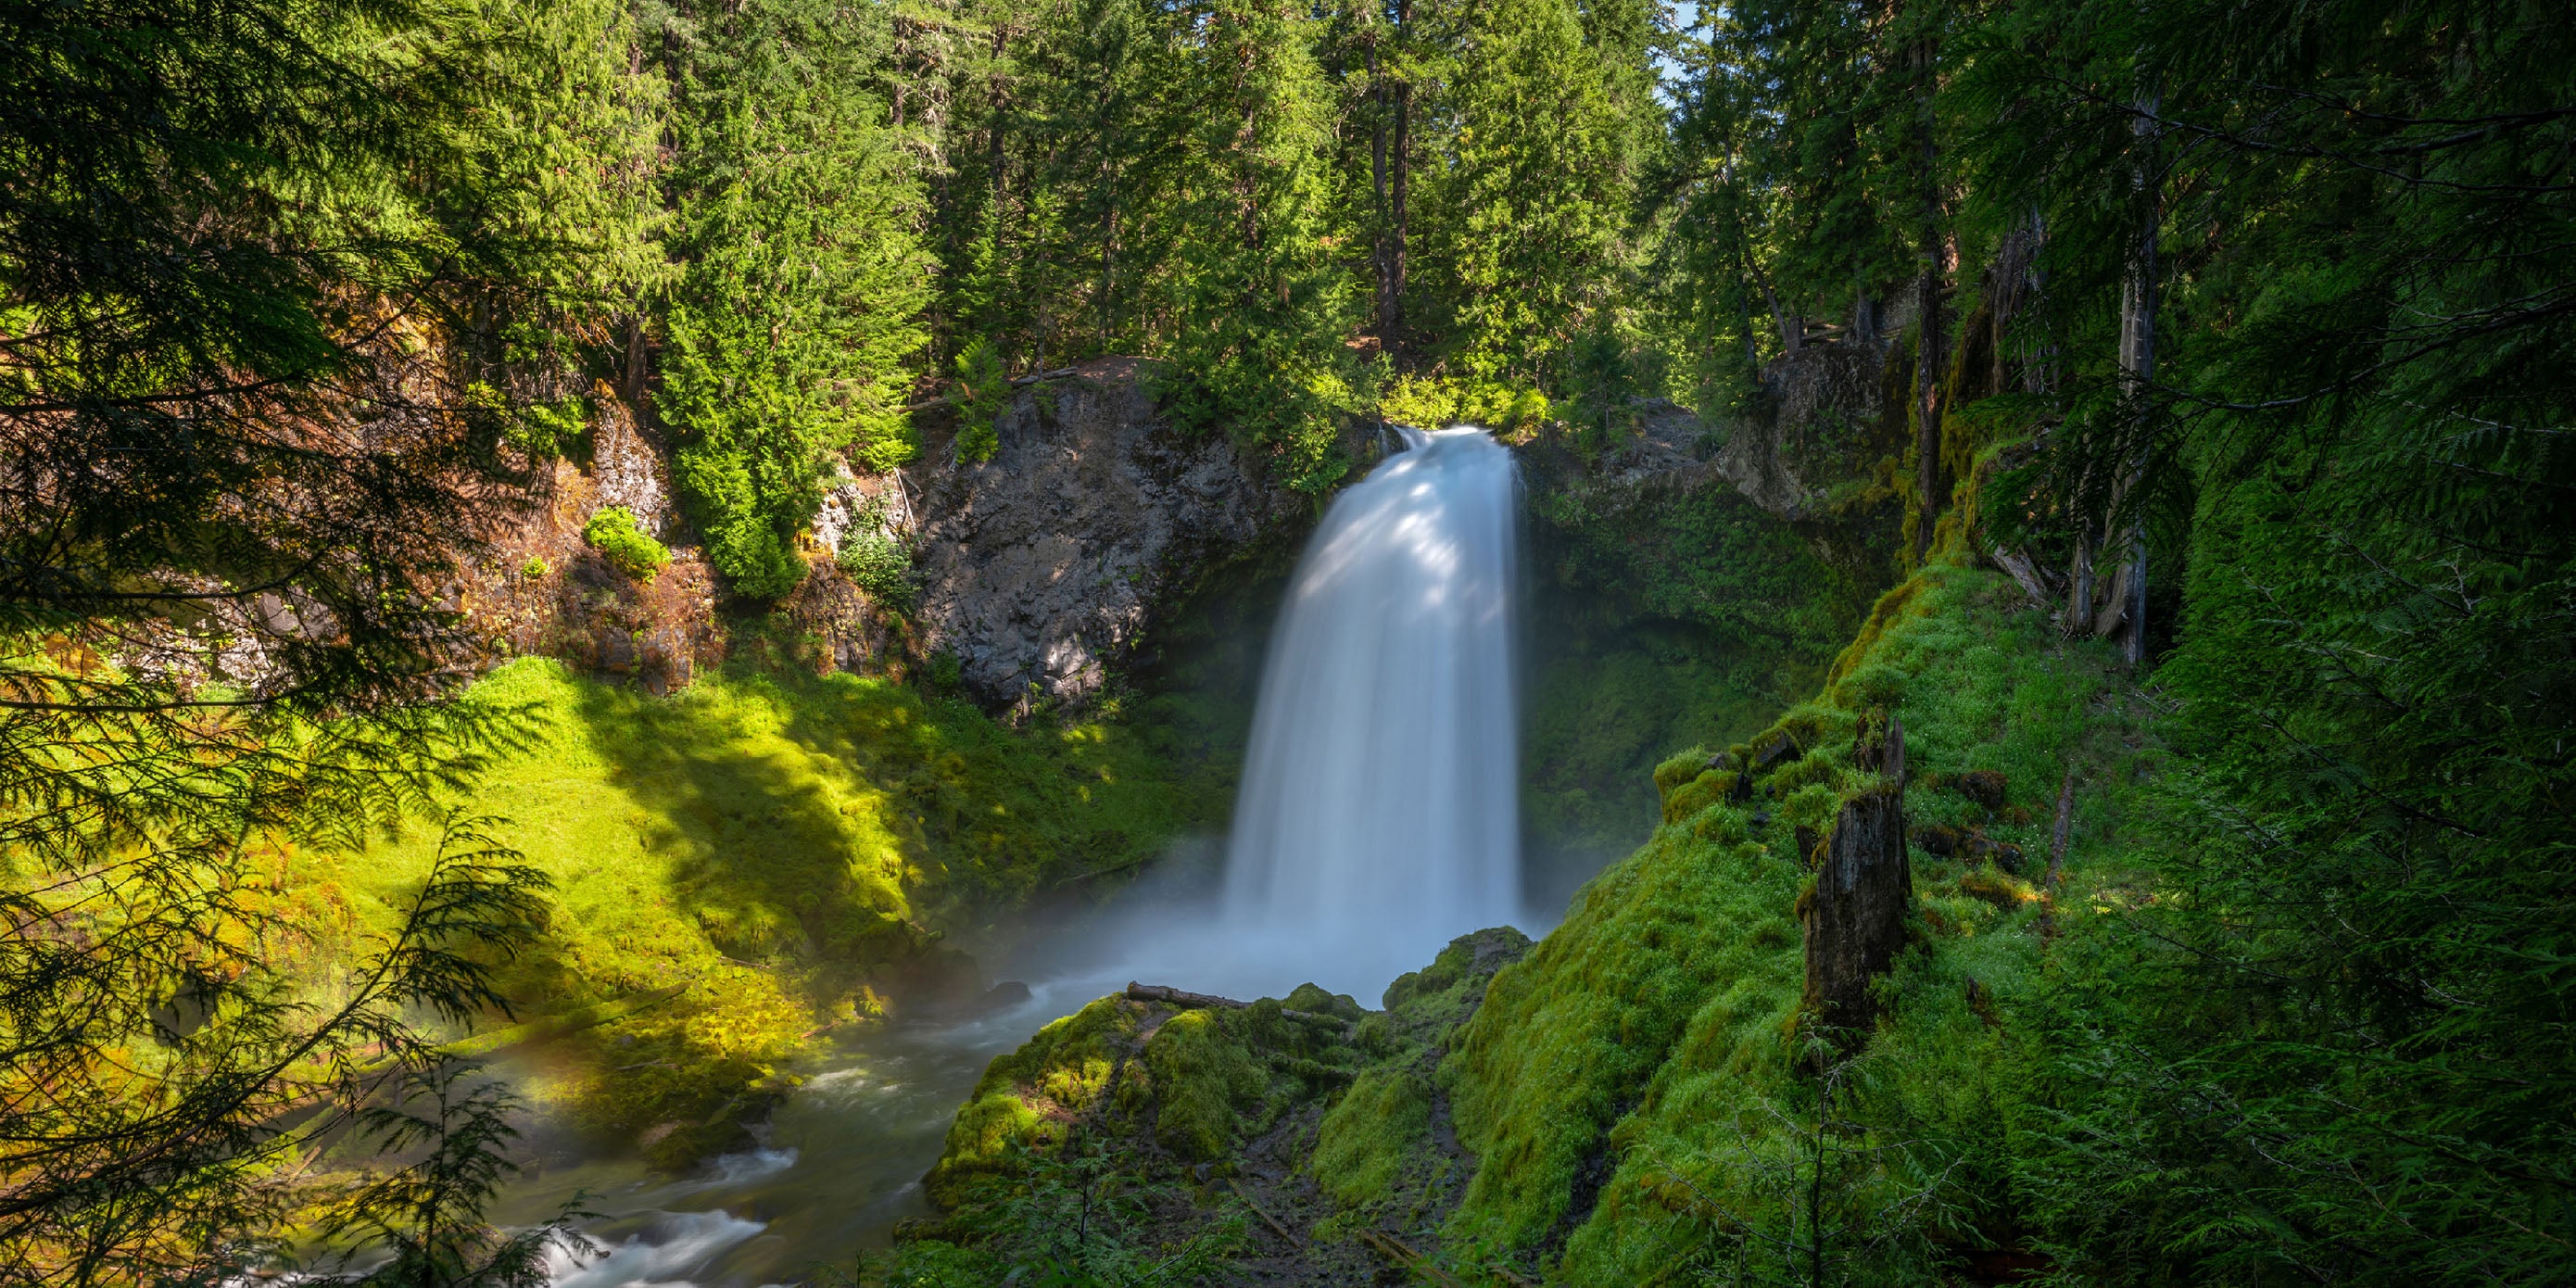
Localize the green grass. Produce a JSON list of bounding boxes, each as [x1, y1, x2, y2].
[[303, 655, 1229, 1164]]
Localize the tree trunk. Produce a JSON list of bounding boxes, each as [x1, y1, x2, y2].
[[1369, 41, 1393, 337], [2115, 91, 2159, 667], [2065, 528, 2092, 638], [1767, 287, 1802, 357], [1909, 35, 1945, 561], [1804, 713, 1913, 1035]]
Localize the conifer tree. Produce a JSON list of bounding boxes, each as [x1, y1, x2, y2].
[[655, 0, 933, 599]]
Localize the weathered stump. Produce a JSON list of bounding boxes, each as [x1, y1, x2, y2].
[[1803, 712, 1913, 1035]]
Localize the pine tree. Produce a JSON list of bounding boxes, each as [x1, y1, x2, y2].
[[656, 0, 934, 599]]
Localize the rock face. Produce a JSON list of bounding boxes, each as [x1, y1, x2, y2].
[[1710, 340, 1900, 521], [1804, 711, 1913, 1032], [906, 356, 1305, 711]]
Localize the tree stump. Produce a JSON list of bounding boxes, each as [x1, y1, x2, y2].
[[1804, 712, 1913, 1035]]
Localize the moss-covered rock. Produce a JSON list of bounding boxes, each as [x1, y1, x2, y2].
[[1432, 558, 2160, 1282]]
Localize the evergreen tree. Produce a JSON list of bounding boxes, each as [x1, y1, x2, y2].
[[1420, 0, 1636, 384], [1154, 0, 1359, 492], [0, 0, 656, 1272], [656, 0, 933, 599], [1951, 0, 2576, 1278]]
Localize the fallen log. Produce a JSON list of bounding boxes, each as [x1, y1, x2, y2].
[[1226, 1178, 1302, 1248], [1356, 1229, 1464, 1288], [1124, 981, 1350, 1031]]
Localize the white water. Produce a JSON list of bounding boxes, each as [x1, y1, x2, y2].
[[526, 426, 1528, 1284], [1217, 426, 1522, 984]]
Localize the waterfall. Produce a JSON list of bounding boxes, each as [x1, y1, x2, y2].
[[1220, 426, 1522, 986]]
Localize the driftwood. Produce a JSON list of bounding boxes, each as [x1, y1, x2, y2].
[[1124, 982, 1350, 1031]]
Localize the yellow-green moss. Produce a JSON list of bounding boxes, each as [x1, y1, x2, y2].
[[1311, 1067, 1435, 1206], [925, 996, 1146, 1204], [1438, 557, 2159, 1279], [1143, 1008, 1269, 1161]]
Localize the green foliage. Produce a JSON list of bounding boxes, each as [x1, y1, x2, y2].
[[331, 657, 1232, 1170], [581, 506, 670, 582], [654, 0, 930, 599], [1440, 561, 2150, 1279], [951, 338, 1006, 464], [1420, 0, 1644, 384], [0, 0, 654, 1272], [1375, 374, 1554, 436], [519, 555, 550, 579], [838, 531, 915, 608], [872, 1142, 1247, 1287]]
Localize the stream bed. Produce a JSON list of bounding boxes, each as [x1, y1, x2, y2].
[[494, 989, 1077, 1288]]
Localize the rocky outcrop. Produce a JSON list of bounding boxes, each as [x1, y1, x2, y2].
[[904, 356, 1306, 712], [1710, 342, 1900, 520], [467, 451, 723, 696]]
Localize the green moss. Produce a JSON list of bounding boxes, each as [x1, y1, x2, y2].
[[305, 654, 1229, 1165], [926, 996, 1146, 1204], [1142, 1009, 1269, 1161], [1310, 1067, 1434, 1206], [1438, 558, 2160, 1278]]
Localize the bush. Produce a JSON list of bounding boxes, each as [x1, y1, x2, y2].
[[583, 506, 671, 582], [839, 530, 915, 608], [520, 555, 549, 579]]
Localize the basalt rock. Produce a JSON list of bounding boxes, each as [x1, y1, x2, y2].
[[905, 357, 1307, 713]]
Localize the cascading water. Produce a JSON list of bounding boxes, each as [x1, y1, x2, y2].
[[1216, 425, 1523, 991], [520, 426, 1526, 1286]]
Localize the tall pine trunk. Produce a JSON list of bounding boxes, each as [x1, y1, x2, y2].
[[1909, 33, 1945, 561], [2111, 88, 2158, 665]]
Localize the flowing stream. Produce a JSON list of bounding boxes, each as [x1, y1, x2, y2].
[[530, 426, 1524, 1284]]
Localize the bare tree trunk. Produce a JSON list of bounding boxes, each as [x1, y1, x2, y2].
[[2113, 90, 2160, 667], [1909, 36, 1946, 561], [2065, 527, 2093, 638], [1804, 713, 1912, 1036]]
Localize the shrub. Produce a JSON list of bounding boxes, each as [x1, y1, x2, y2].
[[519, 555, 549, 579], [838, 530, 915, 608], [583, 506, 670, 582]]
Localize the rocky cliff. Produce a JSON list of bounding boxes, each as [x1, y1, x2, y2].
[[901, 356, 1308, 713]]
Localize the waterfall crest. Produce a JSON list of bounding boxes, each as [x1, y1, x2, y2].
[[1220, 427, 1522, 980]]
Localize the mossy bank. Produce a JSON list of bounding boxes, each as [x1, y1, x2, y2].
[[893, 546, 2160, 1283]]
